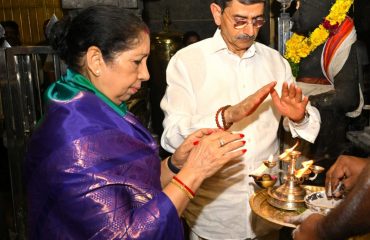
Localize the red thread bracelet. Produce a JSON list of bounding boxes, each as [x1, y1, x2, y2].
[[173, 176, 195, 197]]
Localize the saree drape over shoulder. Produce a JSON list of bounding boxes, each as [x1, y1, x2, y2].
[[26, 69, 183, 240]]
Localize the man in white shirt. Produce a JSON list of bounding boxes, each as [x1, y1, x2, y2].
[[160, 0, 321, 239]]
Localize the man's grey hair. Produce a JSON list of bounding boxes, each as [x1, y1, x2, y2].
[[213, 0, 266, 11]]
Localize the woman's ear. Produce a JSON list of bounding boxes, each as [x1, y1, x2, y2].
[[210, 3, 222, 27], [86, 46, 104, 77]]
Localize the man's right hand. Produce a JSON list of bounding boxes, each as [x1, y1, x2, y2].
[[224, 82, 276, 124], [325, 155, 369, 198]]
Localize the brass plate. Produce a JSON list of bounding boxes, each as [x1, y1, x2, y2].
[[249, 185, 324, 228]]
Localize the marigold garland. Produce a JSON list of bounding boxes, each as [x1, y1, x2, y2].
[[284, 0, 354, 76]]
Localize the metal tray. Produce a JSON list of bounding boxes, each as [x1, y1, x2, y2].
[[249, 185, 324, 228]]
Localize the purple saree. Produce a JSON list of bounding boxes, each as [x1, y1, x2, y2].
[[26, 70, 184, 239]]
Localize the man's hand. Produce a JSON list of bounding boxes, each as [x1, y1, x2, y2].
[[326, 155, 369, 198], [270, 82, 308, 123], [224, 82, 276, 124]]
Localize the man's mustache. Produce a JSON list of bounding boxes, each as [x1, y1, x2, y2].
[[235, 34, 256, 41]]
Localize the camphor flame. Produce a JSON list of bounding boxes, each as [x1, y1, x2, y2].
[[294, 160, 313, 178]]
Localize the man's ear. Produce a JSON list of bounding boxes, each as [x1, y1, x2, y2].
[[210, 3, 222, 27], [86, 46, 104, 77]]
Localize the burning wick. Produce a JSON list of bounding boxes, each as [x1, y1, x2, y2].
[[295, 160, 313, 178], [279, 140, 300, 159], [263, 154, 277, 168]]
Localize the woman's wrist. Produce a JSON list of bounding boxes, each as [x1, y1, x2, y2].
[[176, 166, 205, 193], [167, 155, 181, 174], [170, 176, 195, 200]]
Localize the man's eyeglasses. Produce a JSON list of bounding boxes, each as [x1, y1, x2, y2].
[[224, 11, 265, 29], [233, 17, 265, 29]]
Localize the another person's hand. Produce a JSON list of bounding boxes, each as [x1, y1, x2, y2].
[[223, 82, 277, 124], [270, 82, 308, 123], [326, 155, 369, 198], [182, 130, 245, 180], [290, 213, 325, 240]]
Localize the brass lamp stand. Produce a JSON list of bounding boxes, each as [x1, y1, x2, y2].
[[266, 142, 325, 211]]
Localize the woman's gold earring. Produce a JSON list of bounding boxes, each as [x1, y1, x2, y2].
[[96, 70, 100, 76]]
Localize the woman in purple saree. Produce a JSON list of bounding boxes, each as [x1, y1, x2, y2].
[[25, 5, 250, 240]]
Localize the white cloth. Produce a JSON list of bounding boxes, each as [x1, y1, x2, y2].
[[160, 29, 321, 240], [319, 22, 363, 118]]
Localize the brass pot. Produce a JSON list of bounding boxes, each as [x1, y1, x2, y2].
[[148, 30, 183, 136]]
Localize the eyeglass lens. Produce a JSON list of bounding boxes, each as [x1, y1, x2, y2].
[[234, 18, 265, 29]]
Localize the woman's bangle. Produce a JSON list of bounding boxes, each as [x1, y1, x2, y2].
[[173, 176, 195, 197], [170, 176, 195, 200], [167, 155, 180, 174]]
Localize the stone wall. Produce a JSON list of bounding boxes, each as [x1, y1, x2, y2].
[[143, 0, 272, 45], [143, 0, 216, 40]]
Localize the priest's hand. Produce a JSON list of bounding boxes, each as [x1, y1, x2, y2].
[[325, 155, 368, 198], [289, 213, 325, 240]]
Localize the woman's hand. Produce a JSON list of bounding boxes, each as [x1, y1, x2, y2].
[[181, 130, 246, 180], [171, 128, 216, 169], [162, 130, 245, 215]]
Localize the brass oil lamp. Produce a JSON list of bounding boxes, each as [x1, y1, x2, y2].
[[266, 140, 325, 210]]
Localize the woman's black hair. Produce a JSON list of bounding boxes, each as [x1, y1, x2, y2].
[[49, 5, 148, 72]]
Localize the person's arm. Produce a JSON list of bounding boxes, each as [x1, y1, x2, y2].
[[320, 161, 370, 239], [50, 130, 244, 239], [161, 129, 246, 214], [293, 162, 370, 240]]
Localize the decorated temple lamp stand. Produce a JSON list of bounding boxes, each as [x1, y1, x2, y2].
[[249, 140, 327, 227], [267, 142, 324, 211]]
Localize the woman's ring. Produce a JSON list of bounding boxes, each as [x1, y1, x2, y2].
[[219, 138, 225, 147]]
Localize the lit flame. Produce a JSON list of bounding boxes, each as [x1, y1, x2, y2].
[[268, 154, 274, 162], [279, 140, 300, 159], [295, 160, 313, 178]]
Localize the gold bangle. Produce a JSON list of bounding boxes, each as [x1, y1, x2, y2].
[[170, 179, 194, 200]]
